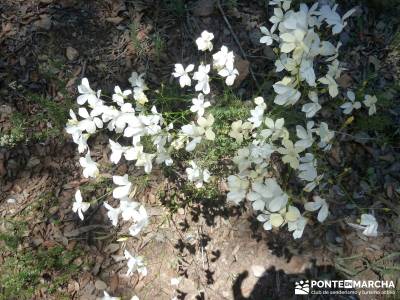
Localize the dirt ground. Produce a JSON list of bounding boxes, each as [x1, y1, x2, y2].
[[1, 0, 400, 299]]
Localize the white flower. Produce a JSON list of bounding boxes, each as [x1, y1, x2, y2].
[[270, 213, 285, 227], [79, 151, 99, 178], [218, 62, 239, 86], [172, 64, 195, 88], [249, 143, 275, 164], [275, 53, 296, 73], [129, 72, 148, 90], [76, 134, 89, 154], [124, 250, 147, 277], [284, 205, 301, 223], [66, 109, 81, 138], [129, 205, 149, 236], [363, 94, 377, 116], [190, 93, 211, 117], [248, 99, 267, 128], [260, 26, 277, 45], [232, 147, 251, 172], [257, 212, 273, 230], [302, 91, 321, 118], [119, 199, 140, 221], [112, 86, 132, 106], [229, 120, 252, 143], [265, 178, 288, 212], [102, 291, 121, 300], [181, 124, 202, 152], [171, 277, 182, 286], [227, 175, 249, 205], [269, 7, 284, 32], [273, 79, 301, 106], [319, 5, 356, 35], [66, 110, 90, 153], [123, 117, 147, 144], [197, 114, 215, 141], [247, 178, 287, 212], [109, 139, 128, 164], [277, 139, 304, 169], [78, 107, 103, 134], [193, 64, 211, 94], [134, 88, 148, 105], [128, 72, 149, 105], [77, 78, 100, 106], [135, 150, 155, 174], [72, 189, 90, 220], [298, 153, 317, 182], [318, 74, 338, 98], [341, 90, 361, 114], [288, 216, 307, 239], [269, 0, 291, 11], [261, 117, 285, 141], [327, 59, 343, 79], [304, 196, 329, 223], [104, 202, 121, 226], [113, 174, 132, 199], [195, 30, 214, 51], [317, 122, 334, 151], [266, 179, 288, 212], [299, 58, 316, 86], [186, 161, 210, 188], [303, 174, 323, 192], [213, 46, 235, 70], [247, 182, 272, 211], [279, 29, 306, 54], [295, 121, 314, 149], [359, 214, 378, 237]]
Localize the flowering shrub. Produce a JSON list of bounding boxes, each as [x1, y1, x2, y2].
[[225, 0, 379, 240], [65, 1, 381, 298]]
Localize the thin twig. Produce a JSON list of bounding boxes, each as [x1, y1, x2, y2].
[[216, 0, 260, 89]]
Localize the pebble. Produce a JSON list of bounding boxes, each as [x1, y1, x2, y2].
[[94, 279, 107, 290]]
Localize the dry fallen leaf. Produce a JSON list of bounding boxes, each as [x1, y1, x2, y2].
[[234, 56, 250, 87]]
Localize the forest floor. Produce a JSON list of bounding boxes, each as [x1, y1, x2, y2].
[[0, 0, 400, 299]]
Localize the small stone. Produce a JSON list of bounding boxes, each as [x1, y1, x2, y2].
[[66, 47, 79, 61], [337, 73, 353, 88], [19, 57, 26, 66], [94, 279, 107, 290], [251, 265, 265, 278]]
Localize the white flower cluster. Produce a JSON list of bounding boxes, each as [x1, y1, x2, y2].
[[226, 1, 379, 238], [68, 74, 153, 276], [67, 31, 239, 281], [226, 96, 330, 239]]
